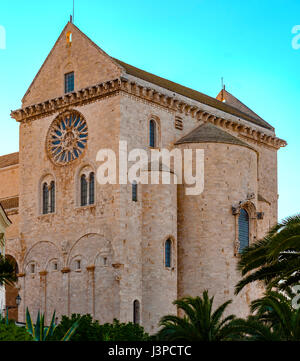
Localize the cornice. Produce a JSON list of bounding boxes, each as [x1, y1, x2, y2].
[[11, 77, 287, 150]]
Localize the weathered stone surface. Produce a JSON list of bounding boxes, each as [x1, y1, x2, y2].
[[0, 22, 284, 332]]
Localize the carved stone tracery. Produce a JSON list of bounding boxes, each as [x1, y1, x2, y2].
[[46, 110, 88, 166]]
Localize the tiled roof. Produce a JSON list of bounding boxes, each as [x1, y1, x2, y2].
[[175, 121, 254, 149], [20, 22, 275, 132], [216, 89, 273, 130], [0, 152, 19, 169], [113, 58, 274, 131]]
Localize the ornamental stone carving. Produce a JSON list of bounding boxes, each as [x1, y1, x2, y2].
[[46, 110, 88, 166]]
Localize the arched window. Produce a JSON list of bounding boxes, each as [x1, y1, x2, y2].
[[50, 181, 55, 213], [42, 180, 55, 214], [79, 169, 95, 206], [89, 172, 95, 205], [80, 175, 88, 206], [42, 183, 49, 214], [149, 119, 156, 148], [165, 239, 172, 268], [132, 181, 137, 202], [133, 300, 140, 324], [238, 209, 249, 253]]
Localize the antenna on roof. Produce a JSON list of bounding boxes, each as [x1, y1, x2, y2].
[[221, 77, 226, 102], [221, 77, 225, 90], [70, 0, 75, 23]]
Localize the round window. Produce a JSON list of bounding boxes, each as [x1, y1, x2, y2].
[[46, 110, 88, 165]]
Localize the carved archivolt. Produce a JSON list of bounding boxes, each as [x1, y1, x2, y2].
[[232, 197, 257, 256]]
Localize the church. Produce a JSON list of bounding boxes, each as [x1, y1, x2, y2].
[[0, 22, 286, 333]]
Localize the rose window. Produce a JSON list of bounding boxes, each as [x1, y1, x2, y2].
[[46, 110, 88, 165]]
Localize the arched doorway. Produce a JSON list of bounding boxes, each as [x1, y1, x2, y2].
[[5, 255, 19, 321]]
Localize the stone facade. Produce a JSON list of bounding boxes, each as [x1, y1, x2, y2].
[[0, 203, 12, 313], [0, 22, 286, 333]]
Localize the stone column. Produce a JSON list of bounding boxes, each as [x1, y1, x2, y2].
[[39, 270, 47, 319], [61, 267, 70, 317], [86, 265, 95, 318], [16, 273, 25, 323]]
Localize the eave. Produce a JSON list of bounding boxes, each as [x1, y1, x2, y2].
[[11, 77, 287, 150]]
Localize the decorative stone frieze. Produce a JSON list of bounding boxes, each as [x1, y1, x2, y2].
[[11, 77, 286, 150]]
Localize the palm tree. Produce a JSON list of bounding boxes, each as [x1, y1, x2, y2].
[[157, 291, 243, 341], [234, 290, 300, 341], [235, 214, 300, 294], [0, 255, 17, 286]]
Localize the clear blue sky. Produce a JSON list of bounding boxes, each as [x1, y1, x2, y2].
[[0, 0, 299, 221]]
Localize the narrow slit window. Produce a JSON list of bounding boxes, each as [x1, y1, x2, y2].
[[133, 300, 140, 324], [50, 181, 55, 213], [64, 72, 74, 93], [89, 172, 95, 205], [81, 175, 88, 206], [165, 239, 172, 268], [132, 181, 137, 202], [42, 183, 49, 214], [149, 119, 156, 148], [238, 209, 250, 253]]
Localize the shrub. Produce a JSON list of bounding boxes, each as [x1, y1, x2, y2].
[[50, 314, 150, 341], [0, 321, 33, 341], [100, 319, 150, 341], [50, 314, 101, 341]]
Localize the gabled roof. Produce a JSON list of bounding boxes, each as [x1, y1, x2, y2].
[[175, 121, 254, 150], [21, 22, 274, 132], [216, 88, 272, 130], [113, 58, 274, 131], [22, 22, 123, 104], [0, 152, 19, 169]]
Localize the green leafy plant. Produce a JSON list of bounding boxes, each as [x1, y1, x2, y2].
[[0, 321, 33, 341], [157, 291, 243, 341], [235, 214, 300, 294], [25, 308, 79, 341], [0, 254, 17, 286], [50, 314, 101, 341], [100, 319, 150, 341], [225, 290, 300, 341], [50, 314, 150, 341], [0, 308, 9, 325]]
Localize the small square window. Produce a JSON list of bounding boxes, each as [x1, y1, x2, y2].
[[30, 264, 35, 274], [64, 72, 74, 93], [53, 262, 58, 271]]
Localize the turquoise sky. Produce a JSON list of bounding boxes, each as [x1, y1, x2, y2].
[[0, 0, 299, 221]]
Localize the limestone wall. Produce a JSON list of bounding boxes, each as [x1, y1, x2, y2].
[[22, 23, 121, 107], [16, 95, 123, 324], [176, 142, 263, 317], [0, 165, 19, 199], [141, 179, 177, 333]]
